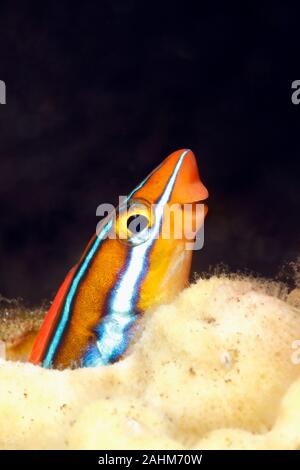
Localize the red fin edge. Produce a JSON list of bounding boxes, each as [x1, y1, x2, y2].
[[29, 265, 78, 365]]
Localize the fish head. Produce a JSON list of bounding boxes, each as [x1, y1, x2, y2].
[[110, 148, 209, 310]]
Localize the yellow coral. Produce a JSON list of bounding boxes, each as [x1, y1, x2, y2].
[[0, 275, 299, 449]]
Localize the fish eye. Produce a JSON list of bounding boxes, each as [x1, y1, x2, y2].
[[116, 198, 154, 246], [127, 214, 149, 234]]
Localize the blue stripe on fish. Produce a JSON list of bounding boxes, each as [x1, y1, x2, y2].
[[83, 150, 189, 366], [42, 164, 162, 367]]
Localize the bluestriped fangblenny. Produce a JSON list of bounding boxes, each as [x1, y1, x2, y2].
[[30, 149, 208, 369]]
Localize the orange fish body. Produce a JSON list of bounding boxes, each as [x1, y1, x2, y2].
[[30, 149, 208, 368]]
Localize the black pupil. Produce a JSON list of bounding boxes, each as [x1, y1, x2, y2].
[[127, 214, 149, 234]]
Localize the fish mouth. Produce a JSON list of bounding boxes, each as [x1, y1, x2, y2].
[[127, 148, 209, 211], [170, 148, 209, 204]]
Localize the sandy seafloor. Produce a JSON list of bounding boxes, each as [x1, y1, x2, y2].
[[0, 274, 300, 450]]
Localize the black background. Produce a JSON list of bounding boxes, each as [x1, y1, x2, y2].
[[0, 1, 299, 305]]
